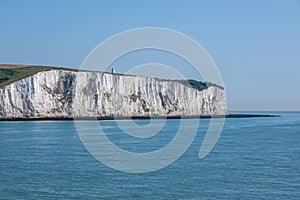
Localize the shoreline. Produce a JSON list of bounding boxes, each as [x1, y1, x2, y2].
[[0, 114, 280, 121]]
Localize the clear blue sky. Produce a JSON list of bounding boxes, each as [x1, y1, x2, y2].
[[0, 0, 299, 111]]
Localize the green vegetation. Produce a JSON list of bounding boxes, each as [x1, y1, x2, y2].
[[0, 66, 78, 88], [0, 65, 224, 91], [175, 79, 224, 91]]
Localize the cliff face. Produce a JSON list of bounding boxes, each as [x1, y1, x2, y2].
[[0, 70, 227, 118]]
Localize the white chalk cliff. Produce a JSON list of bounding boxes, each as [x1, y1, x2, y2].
[[0, 70, 227, 118]]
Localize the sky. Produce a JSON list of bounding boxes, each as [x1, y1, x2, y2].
[[0, 0, 299, 111]]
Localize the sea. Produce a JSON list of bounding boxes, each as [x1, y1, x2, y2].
[[0, 111, 299, 199]]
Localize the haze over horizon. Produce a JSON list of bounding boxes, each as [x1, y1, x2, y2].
[[0, 0, 299, 111]]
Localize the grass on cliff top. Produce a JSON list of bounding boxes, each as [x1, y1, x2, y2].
[[0, 64, 224, 91], [175, 79, 224, 91], [0, 65, 77, 88]]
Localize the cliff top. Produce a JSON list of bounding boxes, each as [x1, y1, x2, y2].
[[0, 64, 223, 91], [0, 64, 75, 88]]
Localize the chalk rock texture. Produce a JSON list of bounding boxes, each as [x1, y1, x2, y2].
[[0, 70, 227, 118]]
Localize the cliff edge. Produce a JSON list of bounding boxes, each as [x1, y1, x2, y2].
[[0, 66, 227, 119]]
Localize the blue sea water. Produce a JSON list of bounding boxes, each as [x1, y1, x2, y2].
[[0, 112, 299, 199]]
